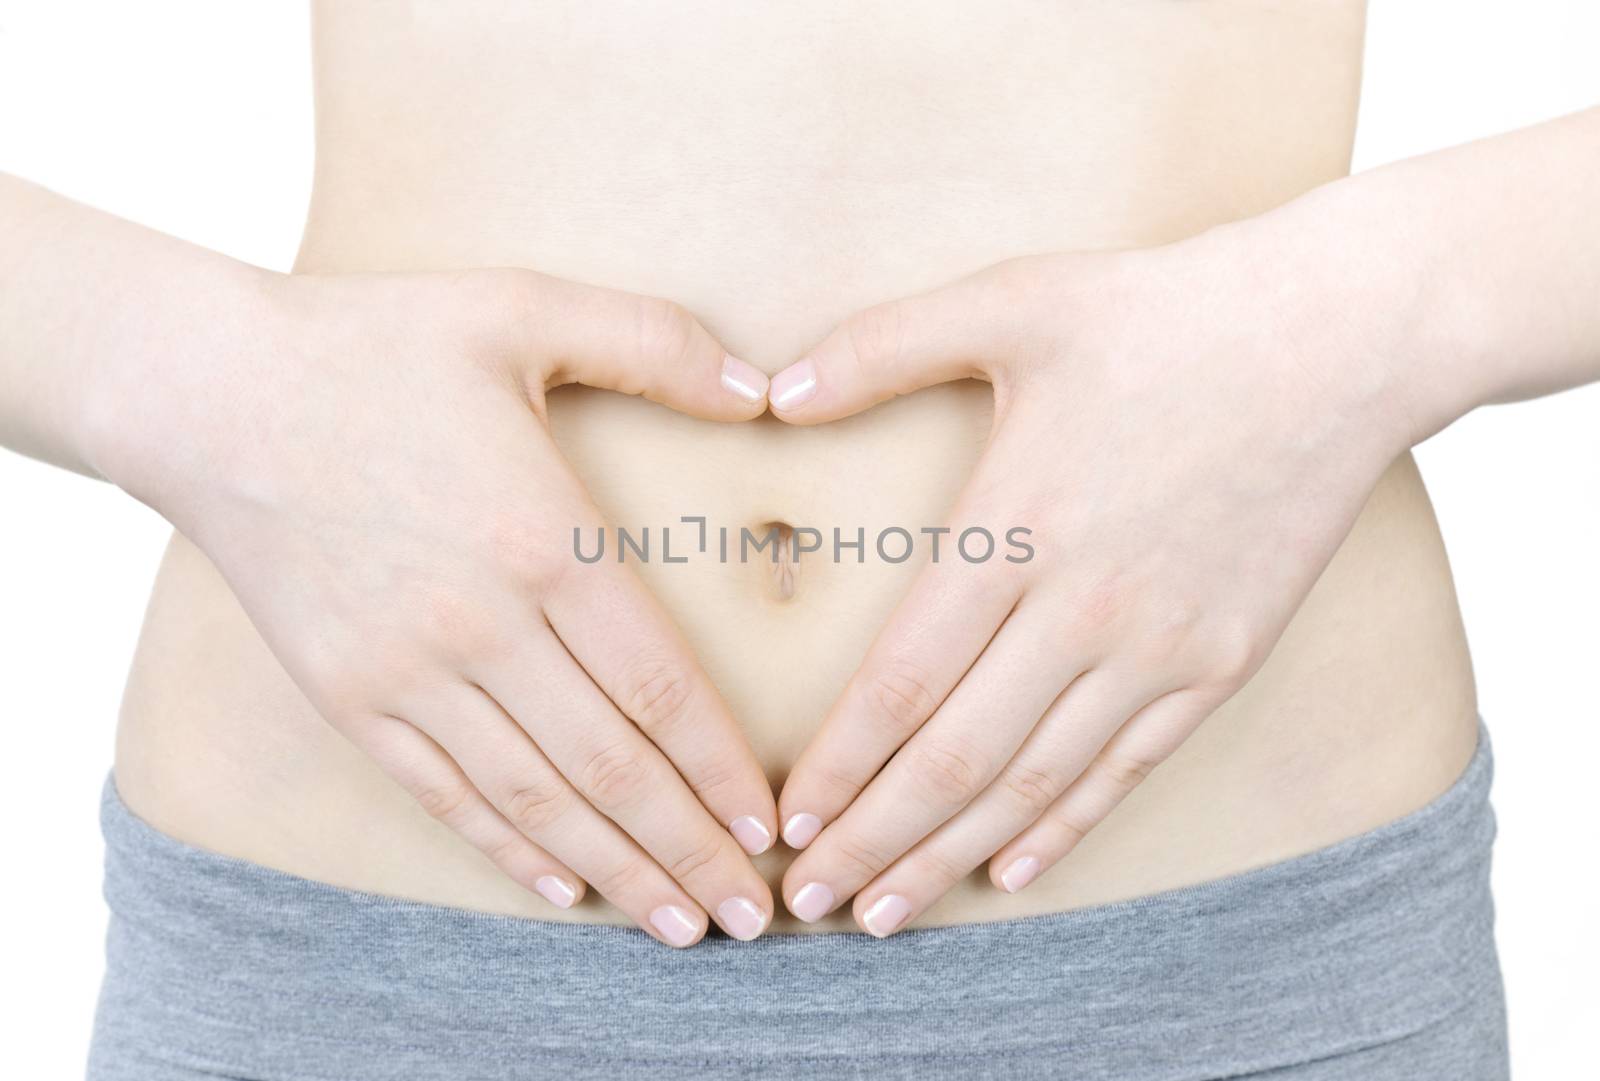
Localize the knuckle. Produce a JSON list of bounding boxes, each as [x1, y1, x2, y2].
[[1066, 574, 1129, 639], [1098, 752, 1156, 795], [998, 761, 1061, 813], [476, 265, 538, 302], [413, 782, 475, 828], [813, 759, 869, 803], [285, 638, 372, 718], [458, 266, 528, 323], [577, 744, 652, 811], [462, 269, 550, 367], [487, 513, 560, 590], [619, 657, 697, 739], [858, 659, 942, 737], [1205, 626, 1265, 689], [417, 587, 494, 657], [909, 845, 970, 889], [637, 296, 700, 367], [305, 680, 368, 728], [1048, 802, 1094, 847], [681, 752, 740, 803], [664, 834, 725, 885], [504, 782, 570, 835], [830, 832, 893, 880], [979, 261, 1053, 372], [843, 301, 905, 373], [591, 856, 645, 900], [906, 739, 987, 807], [984, 258, 1045, 307], [481, 266, 539, 315], [483, 833, 530, 871], [1152, 597, 1205, 642], [1136, 604, 1202, 669]]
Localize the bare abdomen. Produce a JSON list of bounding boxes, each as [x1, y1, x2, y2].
[[114, 0, 1478, 932]]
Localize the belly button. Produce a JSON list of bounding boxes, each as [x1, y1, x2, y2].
[[762, 521, 799, 602]]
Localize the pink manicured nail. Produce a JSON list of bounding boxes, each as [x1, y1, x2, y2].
[[862, 894, 913, 938], [717, 897, 769, 941], [720, 354, 769, 404], [769, 359, 818, 411], [534, 875, 577, 909], [730, 815, 773, 856], [782, 812, 822, 849], [790, 882, 836, 923], [649, 905, 701, 947], [999, 856, 1042, 894]]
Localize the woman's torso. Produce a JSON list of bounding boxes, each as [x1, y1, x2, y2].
[[114, 0, 1480, 933]]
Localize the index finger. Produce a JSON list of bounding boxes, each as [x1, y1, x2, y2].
[[542, 554, 778, 856], [775, 546, 1024, 851], [767, 271, 1013, 423], [501, 272, 769, 422]]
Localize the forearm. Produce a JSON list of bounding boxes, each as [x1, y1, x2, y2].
[[1226, 106, 1600, 448], [0, 173, 271, 490]]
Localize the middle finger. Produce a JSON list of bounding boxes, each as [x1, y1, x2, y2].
[[478, 626, 774, 940], [782, 601, 1081, 922], [849, 669, 1158, 935]]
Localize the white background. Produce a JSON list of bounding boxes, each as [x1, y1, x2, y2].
[[1, 2, 1596, 1076]]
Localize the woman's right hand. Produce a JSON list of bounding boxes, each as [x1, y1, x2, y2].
[[90, 267, 778, 946]]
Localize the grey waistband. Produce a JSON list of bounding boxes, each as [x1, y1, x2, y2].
[[89, 725, 1505, 1081]]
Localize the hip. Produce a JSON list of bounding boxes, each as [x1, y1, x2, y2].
[[111, 426, 1479, 929], [90, 721, 1506, 1080]]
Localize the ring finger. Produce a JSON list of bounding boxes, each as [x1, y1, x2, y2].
[[406, 683, 719, 946], [782, 604, 1081, 922], [350, 712, 589, 911], [847, 670, 1163, 935], [479, 630, 774, 940]]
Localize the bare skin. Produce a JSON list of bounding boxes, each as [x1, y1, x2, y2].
[[0, 187, 784, 945], [110, 1, 1485, 934], [769, 108, 1600, 932], [13, 1, 1592, 947]]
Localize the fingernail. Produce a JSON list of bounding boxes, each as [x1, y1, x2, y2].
[[717, 896, 769, 941], [790, 881, 836, 923], [649, 904, 701, 947], [730, 815, 773, 855], [999, 856, 1042, 894], [862, 894, 912, 938], [720, 355, 768, 404], [769, 359, 818, 411], [534, 875, 577, 909], [782, 812, 822, 849]]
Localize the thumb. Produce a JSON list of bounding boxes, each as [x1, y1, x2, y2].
[[513, 272, 768, 421], [768, 275, 1008, 424]]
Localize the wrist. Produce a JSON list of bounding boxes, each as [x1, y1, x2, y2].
[[80, 259, 288, 524], [1197, 176, 1485, 459]]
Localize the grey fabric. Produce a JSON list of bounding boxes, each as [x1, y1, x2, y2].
[[87, 724, 1506, 1081]]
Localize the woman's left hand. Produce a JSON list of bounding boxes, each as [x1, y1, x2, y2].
[[766, 230, 1414, 935]]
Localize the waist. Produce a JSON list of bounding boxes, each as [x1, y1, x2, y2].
[[91, 724, 1504, 1080], [115, 413, 1479, 931], [118, 37, 1476, 919]]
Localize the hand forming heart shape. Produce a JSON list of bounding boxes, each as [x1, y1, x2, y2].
[[765, 236, 1409, 936], [92, 235, 1404, 945]]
